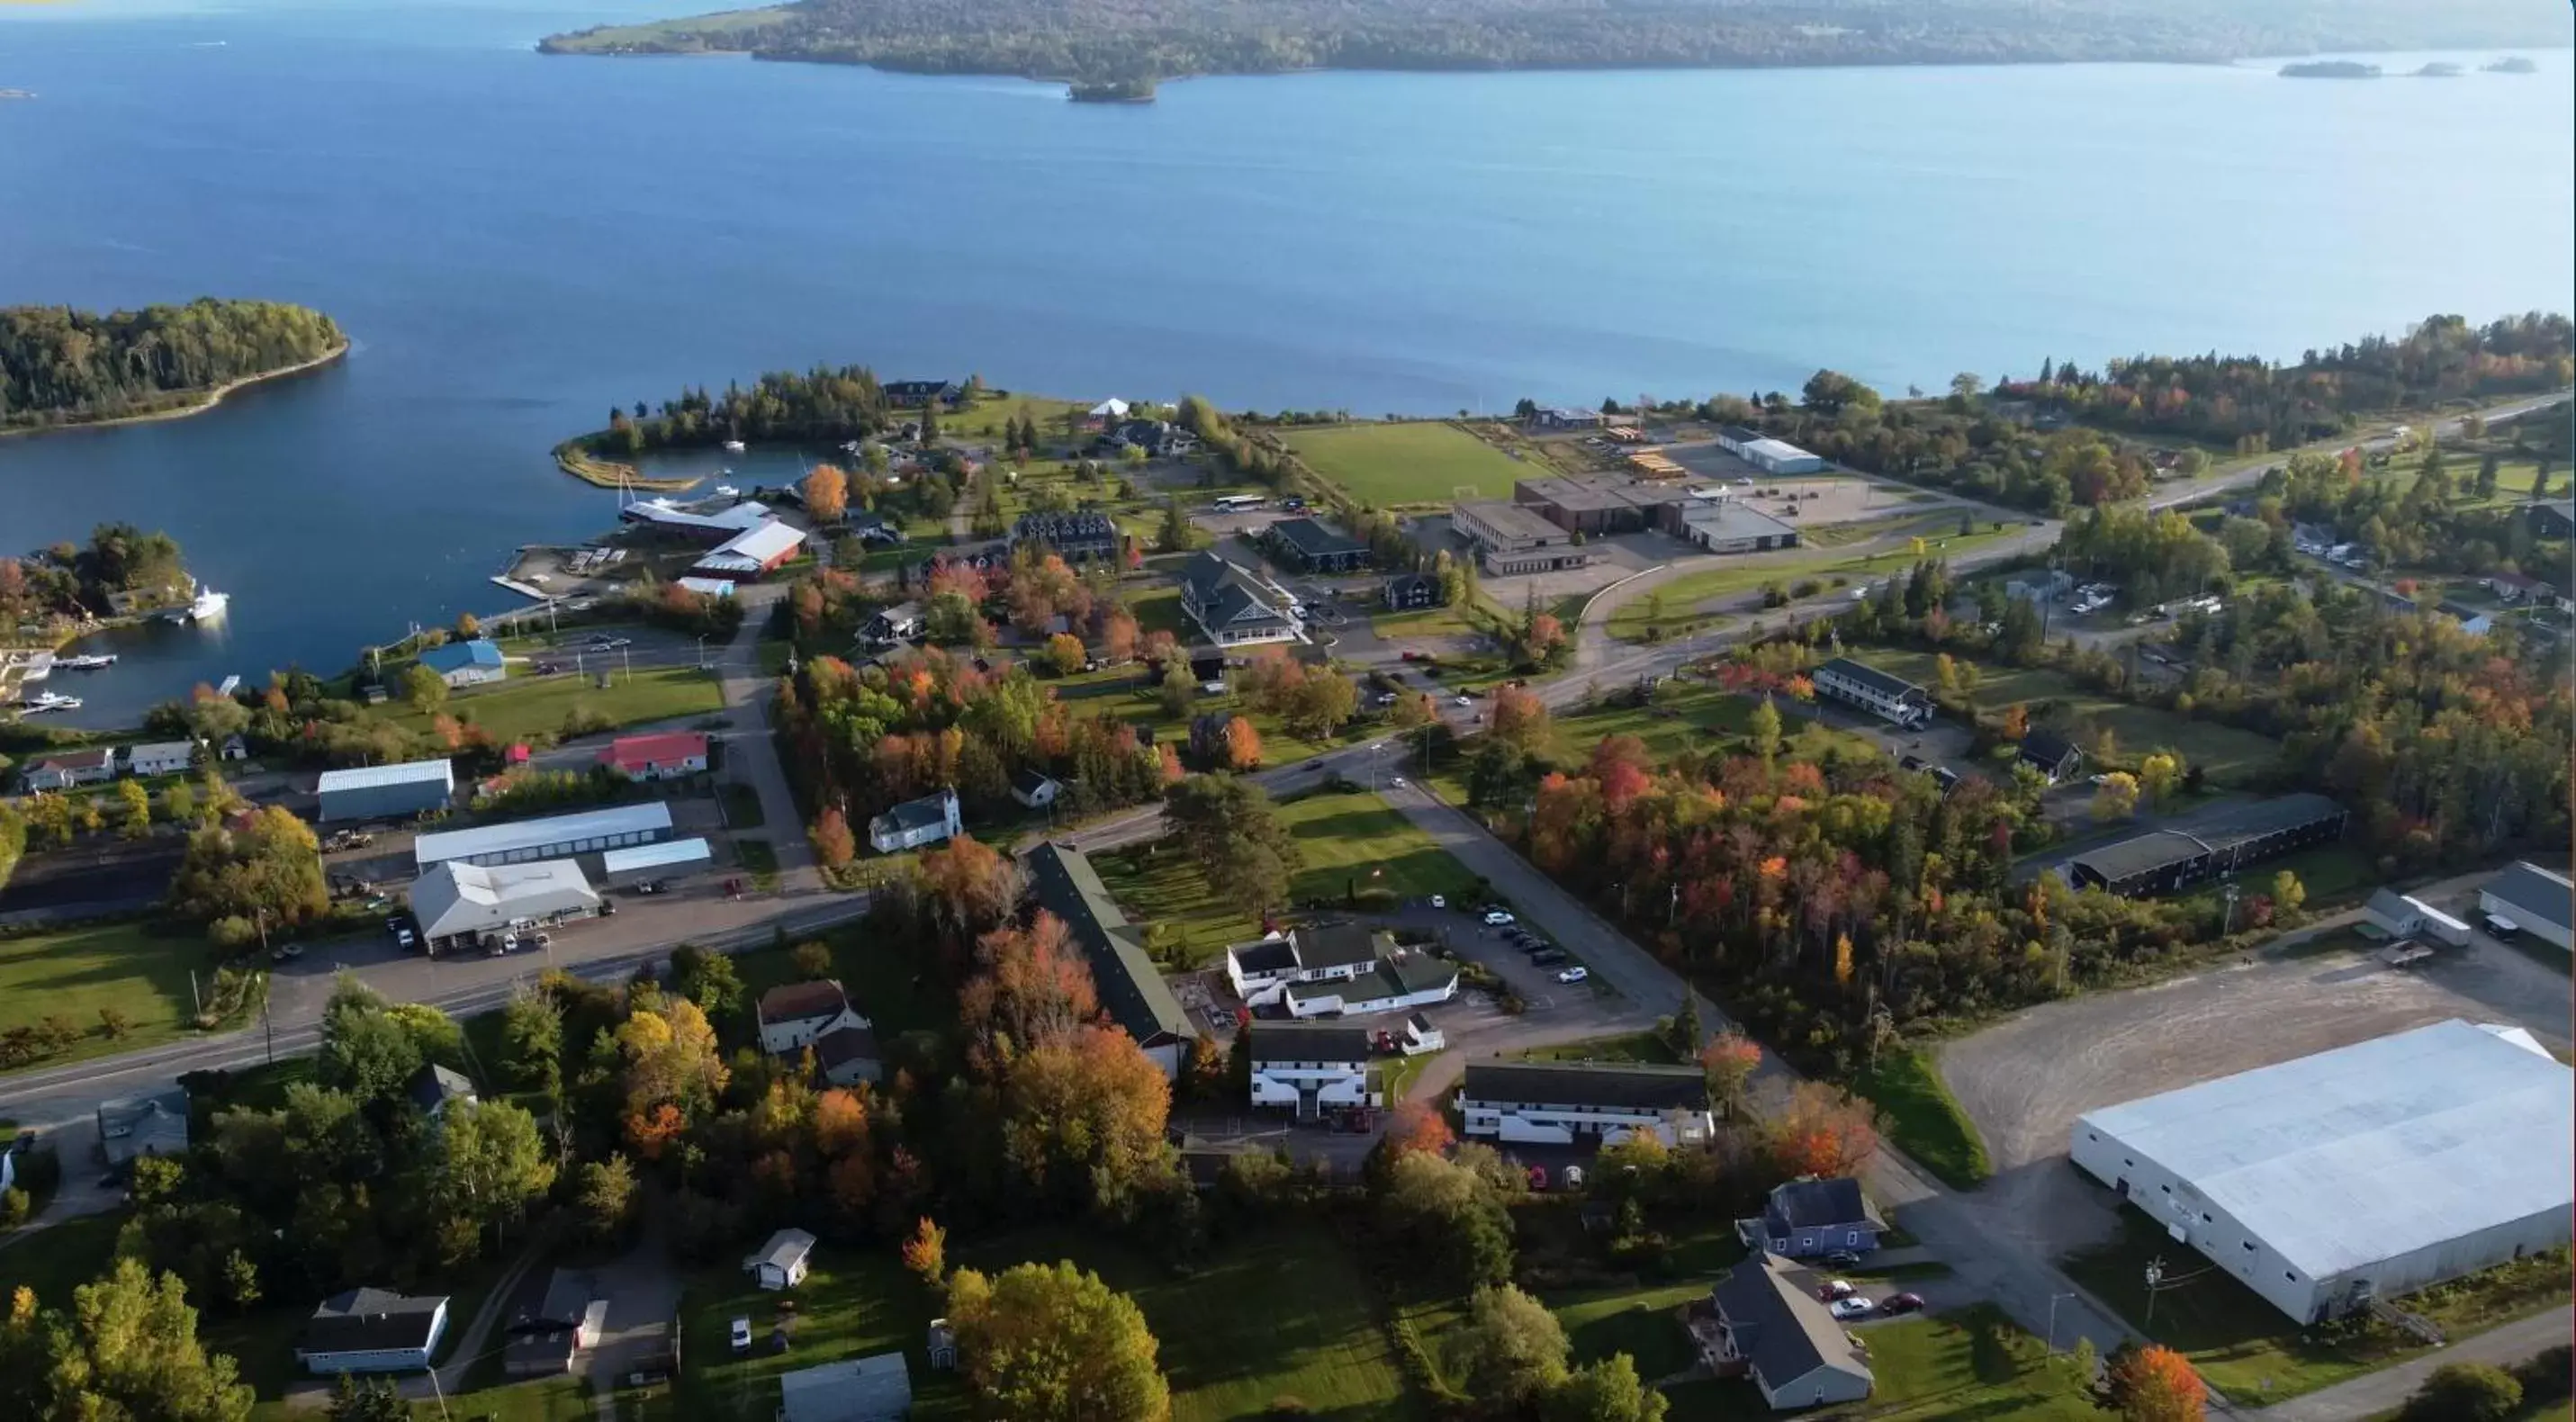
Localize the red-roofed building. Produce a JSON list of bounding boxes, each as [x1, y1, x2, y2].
[[600, 733, 710, 781]]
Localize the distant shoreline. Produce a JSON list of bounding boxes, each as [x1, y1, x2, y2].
[[0, 339, 350, 440]]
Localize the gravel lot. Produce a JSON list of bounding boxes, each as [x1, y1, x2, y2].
[[1939, 932, 2573, 1260]]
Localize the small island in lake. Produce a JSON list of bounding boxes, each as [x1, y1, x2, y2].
[[1068, 76, 1157, 103], [2483, 56, 2537, 74], [2280, 60, 2381, 78], [1, 299, 346, 434], [2412, 62, 2462, 77]]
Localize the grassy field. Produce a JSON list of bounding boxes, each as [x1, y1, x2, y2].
[[386, 666, 726, 744], [1279, 422, 1529, 506], [0, 918, 208, 1072], [1513, 1030, 1678, 1065], [0, 1210, 123, 1305], [1093, 788, 1484, 964], [1855, 646, 2285, 784], [1545, 680, 1880, 774], [1851, 1049, 1992, 1189], [1605, 524, 2022, 643], [2066, 1209, 2572, 1403], [677, 1222, 1411, 1422], [403, 1376, 595, 1420], [1858, 1305, 2097, 1419], [725, 928, 957, 1046]]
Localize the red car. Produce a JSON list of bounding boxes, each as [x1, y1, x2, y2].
[[1878, 1292, 1926, 1316]]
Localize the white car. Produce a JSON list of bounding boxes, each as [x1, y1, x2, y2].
[[1429, 894, 1446, 909], [1455, 694, 1473, 706], [1392, 776, 1408, 788], [1482, 910, 1516, 926], [1555, 966, 1590, 984], [1828, 1297, 1875, 1321], [729, 1318, 752, 1353]]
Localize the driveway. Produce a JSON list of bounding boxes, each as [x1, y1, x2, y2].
[[586, 1223, 685, 1414]]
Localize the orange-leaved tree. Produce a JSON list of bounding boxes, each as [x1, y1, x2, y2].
[[2107, 1344, 2204, 1422], [1766, 1080, 1878, 1178], [802, 464, 850, 523], [1224, 716, 1264, 770]]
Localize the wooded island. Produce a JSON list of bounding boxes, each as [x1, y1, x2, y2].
[[0, 299, 345, 433]]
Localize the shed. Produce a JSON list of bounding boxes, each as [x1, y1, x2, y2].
[[318, 759, 455, 824], [744, 1228, 816, 1291], [599, 837, 713, 886]]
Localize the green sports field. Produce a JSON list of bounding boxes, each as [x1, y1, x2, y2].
[[1279, 422, 1529, 505]]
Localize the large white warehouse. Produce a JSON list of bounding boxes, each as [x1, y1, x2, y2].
[[2070, 1019, 2573, 1325]]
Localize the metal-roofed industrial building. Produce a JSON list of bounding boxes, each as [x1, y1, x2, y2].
[[693, 519, 806, 578], [410, 860, 600, 950], [2070, 1019, 2573, 1324], [318, 759, 455, 823], [1679, 500, 1802, 554], [2480, 861, 2573, 951], [412, 802, 672, 869], [2065, 794, 2346, 897], [1021, 842, 1199, 1077], [599, 837, 713, 885]]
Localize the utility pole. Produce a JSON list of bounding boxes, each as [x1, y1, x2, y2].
[[2144, 1256, 2166, 1328], [2047, 1290, 2077, 1353], [260, 972, 275, 1065]]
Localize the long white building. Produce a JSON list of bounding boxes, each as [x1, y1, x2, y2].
[[1457, 1060, 1715, 1148], [2069, 1019, 2574, 1324], [1246, 1021, 1379, 1119], [411, 802, 673, 870], [1811, 657, 1932, 730]]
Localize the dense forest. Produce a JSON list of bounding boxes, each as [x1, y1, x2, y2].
[[539, 0, 2563, 88], [0, 300, 344, 431], [0, 523, 194, 625], [1997, 312, 2574, 451]]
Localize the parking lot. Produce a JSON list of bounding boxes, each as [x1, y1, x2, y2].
[[1937, 918, 2573, 1261]]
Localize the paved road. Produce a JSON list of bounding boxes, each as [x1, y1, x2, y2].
[[2253, 1304, 2573, 1422]]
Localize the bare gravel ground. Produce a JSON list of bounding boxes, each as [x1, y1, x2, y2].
[[1937, 932, 2572, 1261]]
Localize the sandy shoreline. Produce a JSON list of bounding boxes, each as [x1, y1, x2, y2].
[[0, 338, 351, 440]]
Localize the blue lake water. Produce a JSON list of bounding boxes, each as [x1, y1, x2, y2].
[[2, 0, 2571, 725]]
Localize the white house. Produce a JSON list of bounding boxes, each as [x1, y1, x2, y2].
[[2363, 888, 2472, 947], [757, 980, 869, 1057], [22, 747, 117, 791], [1396, 1012, 1445, 1057], [1457, 1061, 1715, 1148], [126, 741, 196, 778], [1247, 1021, 1380, 1119], [2480, 861, 2574, 952], [296, 1289, 452, 1375], [1283, 953, 1457, 1018], [1811, 657, 1932, 729], [1012, 770, 1062, 810], [745, 1228, 816, 1291], [865, 602, 924, 643], [869, 788, 961, 854], [1226, 923, 1389, 1005]]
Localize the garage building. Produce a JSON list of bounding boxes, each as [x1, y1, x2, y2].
[[600, 837, 713, 886], [410, 860, 601, 950], [2070, 1018, 2573, 1324], [1678, 500, 1801, 554], [412, 801, 672, 870], [318, 759, 455, 824], [2065, 794, 2346, 897]]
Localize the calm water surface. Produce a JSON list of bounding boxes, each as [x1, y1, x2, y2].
[[2, 2, 2571, 724]]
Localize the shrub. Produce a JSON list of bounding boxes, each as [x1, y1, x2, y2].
[[0, 1188, 27, 1229], [2514, 1346, 2571, 1406]]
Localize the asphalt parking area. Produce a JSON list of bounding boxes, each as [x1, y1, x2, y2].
[[1937, 936, 2573, 1261]]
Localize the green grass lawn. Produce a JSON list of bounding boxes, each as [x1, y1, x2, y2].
[[1369, 594, 1507, 644], [1851, 1048, 1993, 1189], [677, 1221, 1410, 1422], [1279, 422, 1529, 506], [0, 918, 208, 1073], [1547, 681, 1880, 774], [1855, 645, 2285, 785], [2066, 1209, 2572, 1403], [1512, 1030, 1678, 1066], [1546, 1281, 1710, 1380], [388, 666, 726, 744], [1092, 788, 1484, 966], [733, 838, 779, 893], [0, 1210, 124, 1307], [404, 1375, 595, 1420], [1859, 1305, 2097, 1419], [726, 928, 957, 1047]]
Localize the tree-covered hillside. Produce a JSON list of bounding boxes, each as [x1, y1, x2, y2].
[[0, 299, 345, 431]]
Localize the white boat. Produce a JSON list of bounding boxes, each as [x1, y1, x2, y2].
[[216, 674, 242, 697], [188, 584, 230, 621], [20, 690, 81, 713], [723, 439, 746, 453], [714, 484, 740, 498], [58, 653, 116, 670]]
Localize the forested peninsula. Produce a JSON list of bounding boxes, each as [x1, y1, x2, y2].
[[537, 0, 2564, 94], [0, 299, 346, 434]]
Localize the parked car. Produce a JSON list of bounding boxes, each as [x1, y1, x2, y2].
[[1428, 895, 1446, 909], [1529, 949, 1567, 967], [1482, 909, 1515, 926], [1817, 1280, 1856, 1301], [729, 1318, 752, 1353], [1561, 1165, 1585, 1190], [1822, 1250, 1865, 1268], [394, 927, 416, 950], [1455, 694, 1474, 706], [1829, 1297, 1875, 1321], [1555, 966, 1590, 984], [1878, 1292, 1926, 1317]]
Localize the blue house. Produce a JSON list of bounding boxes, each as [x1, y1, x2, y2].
[[1739, 1176, 1885, 1258], [418, 638, 507, 688]]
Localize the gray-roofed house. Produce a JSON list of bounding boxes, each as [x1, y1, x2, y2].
[[1179, 551, 1296, 645], [2527, 498, 2575, 541], [815, 1023, 884, 1087], [1694, 1254, 1873, 1410], [2066, 794, 2347, 898], [865, 602, 924, 643], [2481, 860, 2574, 951], [1013, 508, 1119, 562], [1223, 922, 1389, 1004], [1738, 1177, 1885, 1258], [1382, 572, 1442, 610], [97, 1090, 190, 1168], [1457, 1061, 1713, 1148], [1012, 770, 1062, 809], [407, 1064, 478, 1120], [758, 980, 869, 1057], [1264, 517, 1370, 573], [297, 1288, 453, 1375], [2014, 729, 2083, 784], [869, 787, 962, 854], [779, 1353, 914, 1422], [1811, 657, 1932, 729], [745, 1228, 817, 1291], [1247, 1020, 1380, 1118], [1021, 842, 1199, 1078], [504, 1270, 608, 1377]]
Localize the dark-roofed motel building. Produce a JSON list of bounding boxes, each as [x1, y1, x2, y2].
[[1013, 508, 1119, 562], [2066, 794, 2347, 898], [1021, 842, 1199, 1076], [1456, 1060, 1715, 1148], [1263, 516, 1370, 573]]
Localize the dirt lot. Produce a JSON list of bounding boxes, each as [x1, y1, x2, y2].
[[1939, 925, 2573, 1261]]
